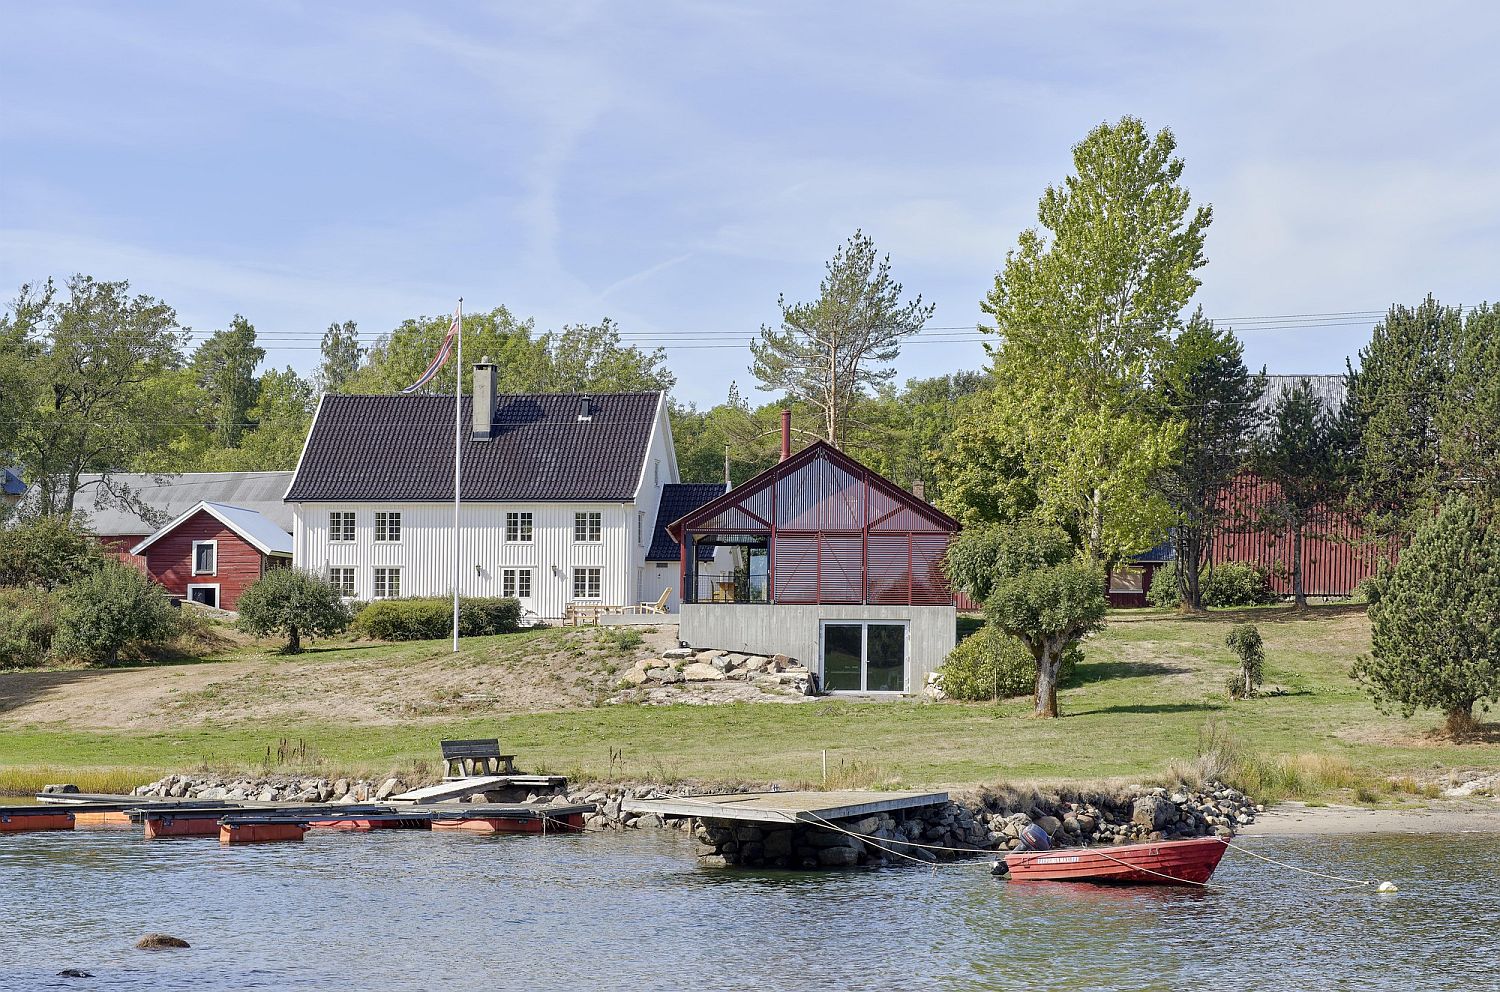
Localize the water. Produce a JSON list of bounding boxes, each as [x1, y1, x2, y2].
[[2, 826, 1496, 990]]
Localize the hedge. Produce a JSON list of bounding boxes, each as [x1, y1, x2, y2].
[[1147, 560, 1279, 608], [352, 597, 522, 641]]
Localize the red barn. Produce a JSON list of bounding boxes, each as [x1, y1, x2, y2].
[[128, 500, 293, 611]]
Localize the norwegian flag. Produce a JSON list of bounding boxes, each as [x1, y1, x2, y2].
[[400, 305, 461, 394]]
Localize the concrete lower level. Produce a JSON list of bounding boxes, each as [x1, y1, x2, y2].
[[678, 603, 957, 693]]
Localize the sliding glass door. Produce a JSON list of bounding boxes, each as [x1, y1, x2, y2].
[[820, 621, 908, 693]]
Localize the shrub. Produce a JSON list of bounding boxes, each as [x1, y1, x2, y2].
[[1146, 561, 1183, 608], [0, 587, 59, 667], [939, 624, 1080, 702], [352, 597, 522, 641], [237, 568, 353, 653], [0, 516, 107, 590], [53, 560, 179, 665], [1201, 562, 1278, 607], [1224, 623, 1265, 699]]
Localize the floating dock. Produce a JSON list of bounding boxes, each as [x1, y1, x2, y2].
[[621, 790, 949, 825]]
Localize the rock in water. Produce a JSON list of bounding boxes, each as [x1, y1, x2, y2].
[[135, 934, 190, 950], [58, 968, 93, 978]]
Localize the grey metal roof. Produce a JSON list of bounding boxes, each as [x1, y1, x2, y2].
[[1257, 374, 1347, 419], [131, 500, 293, 557], [284, 392, 662, 502], [76, 471, 295, 536]]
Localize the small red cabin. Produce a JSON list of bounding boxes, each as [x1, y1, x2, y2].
[[128, 500, 292, 611]]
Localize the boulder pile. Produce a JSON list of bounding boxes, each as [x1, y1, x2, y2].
[[132, 773, 414, 804], [614, 647, 817, 700]]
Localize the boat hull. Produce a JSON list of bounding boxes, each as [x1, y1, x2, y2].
[[1004, 836, 1227, 886]]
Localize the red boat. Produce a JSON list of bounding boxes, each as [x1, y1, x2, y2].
[[1003, 836, 1227, 886]]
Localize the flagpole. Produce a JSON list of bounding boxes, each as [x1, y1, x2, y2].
[[453, 297, 463, 654]]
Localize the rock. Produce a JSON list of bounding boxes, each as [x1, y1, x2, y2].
[[1033, 814, 1062, 837], [1132, 796, 1175, 832], [818, 846, 861, 867], [663, 647, 694, 659], [41, 783, 80, 795], [697, 854, 730, 868], [375, 779, 402, 801], [653, 668, 684, 685], [620, 668, 651, 686], [695, 649, 725, 663], [770, 653, 792, 671], [58, 968, 93, 978], [681, 662, 728, 682], [135, 934, 190, 950], [711, 654, 735, 673], [635, 812, 665, 829], [744, 655, 771, 672]]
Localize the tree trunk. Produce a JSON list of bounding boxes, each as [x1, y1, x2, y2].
[[1291, 524, 1307, 608], [1181, 526, 1204, 612], [286, 625, 301, 654], [1033, 643, 1062, 718], [1445, 702, 1477, 738]]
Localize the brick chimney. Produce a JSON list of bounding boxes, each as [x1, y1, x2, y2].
[[780, 408, 792, 462], [472, 358, 496, 441], [912, 479, 926, 502]]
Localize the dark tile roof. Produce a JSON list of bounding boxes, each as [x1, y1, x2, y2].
[[285, 392, 662, 502], [648, 483, 727, 561]]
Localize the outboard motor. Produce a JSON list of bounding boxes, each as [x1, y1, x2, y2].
[[1015, 823, 1052, 852]]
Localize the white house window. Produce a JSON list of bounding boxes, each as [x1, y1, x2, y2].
[[506, 512, 533, 542], [330, 511, 355, 542], [502, 568, 532, 599], [1109, 567, 1145, 594], [192, 540, 217, 575], [329, 567, 355, 597], [373, 567, 401, 599], [574, 512, 602, 542], [654, 459, 660, 488], [637, 511, 645, 545], [374, 512, 402, 542], [572, 567, 601, 600]]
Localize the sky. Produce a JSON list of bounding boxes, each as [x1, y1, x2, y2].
[[2, 1, 1497, 408]]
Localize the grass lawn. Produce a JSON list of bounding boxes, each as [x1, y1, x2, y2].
[[1, 605, 1494, 798]]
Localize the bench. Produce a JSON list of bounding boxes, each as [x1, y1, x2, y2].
[[440, 739, 516, 780]]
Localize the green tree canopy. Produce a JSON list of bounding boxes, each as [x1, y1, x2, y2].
[[1352, 495, 1500, 736], [751, 230, 933, 447], [191, 315, 263, 448], [1437, 303, 1500, 512], [236, 567, 353, 653], [1154, 311, 1263, 609], [317, 319, 363, 394], [1251, 380, 1350, 607], [954, 116, 1208, 560]]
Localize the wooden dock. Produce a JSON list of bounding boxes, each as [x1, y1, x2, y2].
[[388, 774, 567, 805], [621, 790, 949, 824]]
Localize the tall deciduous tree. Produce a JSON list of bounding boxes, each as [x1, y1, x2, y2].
[[198, 367, 314, 471], [1438, 303, 1500, 512], [1352, 495, 1500, 737], [751, 230, 934, 447], [5, 275, 187, 517], [317, 319, 363, 394], [539, 318, 674, 393], [192, 315, 264, 448], [1345, 296, 1460, 540], [1154, 311, 1264, 609], [968, 116, 1209, 561], [1251, 380, 1349, 608]]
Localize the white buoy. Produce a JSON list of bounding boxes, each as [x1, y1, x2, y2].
[[1377, 881, 1398, 893]]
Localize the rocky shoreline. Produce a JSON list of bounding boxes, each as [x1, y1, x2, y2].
[[126, 773, 1261, 869]]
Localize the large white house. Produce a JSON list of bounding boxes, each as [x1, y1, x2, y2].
[[283, 361, 721, 619]]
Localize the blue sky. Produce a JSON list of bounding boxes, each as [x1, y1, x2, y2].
[[2, 2, 1497, 407]]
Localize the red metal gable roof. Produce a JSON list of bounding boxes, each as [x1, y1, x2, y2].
[[667, 440, 958, 538]]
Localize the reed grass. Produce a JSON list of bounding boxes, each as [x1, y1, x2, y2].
[[0, 766, 166, 798]]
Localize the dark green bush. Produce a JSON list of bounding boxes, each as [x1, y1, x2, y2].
[[237, 568, 352, 653], [1225, 622, 1265, 699], [0, 516, 107, 590], [352, 597, 522, 641], [0, 587, 59, 667], [52, 560, 180, 665], [938, 624, 1080, 701], [1145, 560, 1278, 608]]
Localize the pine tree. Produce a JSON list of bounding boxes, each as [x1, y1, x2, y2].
[[1352, 495, 1500, 736]]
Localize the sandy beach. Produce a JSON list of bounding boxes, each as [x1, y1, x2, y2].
[[1240, 799, 1500, 835]]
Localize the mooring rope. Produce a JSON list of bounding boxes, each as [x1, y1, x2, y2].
[[1219, 838, 1389, 888]]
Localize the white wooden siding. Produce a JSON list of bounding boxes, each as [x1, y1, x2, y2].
[[289, 395, 684, 619]]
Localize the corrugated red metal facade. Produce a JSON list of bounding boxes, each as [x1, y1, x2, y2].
[[1211, 473, 1397, 597], [140, 509, 272, 610], [673, 442, 958, 606]]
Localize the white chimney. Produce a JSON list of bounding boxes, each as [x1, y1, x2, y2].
[[473, 358, 496, 441]]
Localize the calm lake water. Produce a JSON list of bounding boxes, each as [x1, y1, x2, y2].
[[2, 826, 1496, 990]]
